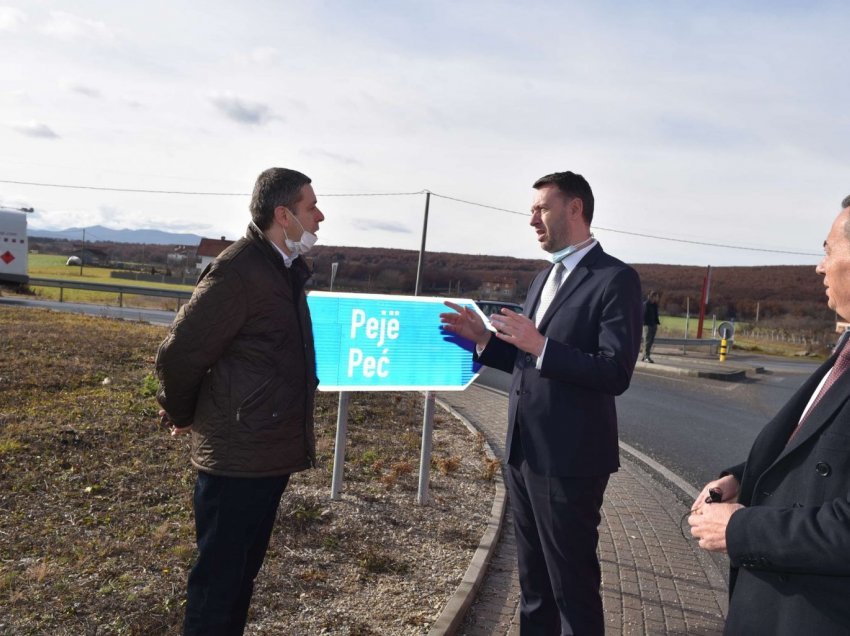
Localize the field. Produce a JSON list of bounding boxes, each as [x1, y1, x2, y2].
[[657, 315, 731, 338], [23, 254, 194, 310], [0, 307, 494, 635]]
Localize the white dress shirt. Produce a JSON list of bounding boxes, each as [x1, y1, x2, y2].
[[534, 240, 597, 369]]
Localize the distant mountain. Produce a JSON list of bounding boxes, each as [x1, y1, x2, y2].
[[28, 225, 203, 245]]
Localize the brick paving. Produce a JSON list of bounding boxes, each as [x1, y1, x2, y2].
[[437, 384, 727, 635]]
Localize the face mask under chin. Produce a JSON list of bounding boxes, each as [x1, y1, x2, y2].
[[548, 235, 594, 263], [284, 213, 318, 256]]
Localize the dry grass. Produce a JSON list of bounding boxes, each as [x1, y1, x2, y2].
[[0, 306, 494, 635]]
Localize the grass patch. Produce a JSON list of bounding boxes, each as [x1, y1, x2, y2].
[[0, 306, 492, 634], [20, 255, 195, 310]]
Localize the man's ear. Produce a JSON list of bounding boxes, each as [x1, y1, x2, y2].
[[567, 197, 584, 220], [273, 205, 291, 227]]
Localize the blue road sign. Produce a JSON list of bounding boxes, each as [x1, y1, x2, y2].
[[307, 291, 484, 391]]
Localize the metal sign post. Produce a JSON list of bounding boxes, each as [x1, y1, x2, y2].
[[330, 391, 350, 500], [417, 391, 436, 504]]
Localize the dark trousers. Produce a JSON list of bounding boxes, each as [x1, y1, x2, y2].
[[183, 471, 290, 636], [644, 324, 658, 358], [507, 441, 609, 636]]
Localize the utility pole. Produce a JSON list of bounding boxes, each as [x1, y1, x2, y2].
[[696, 265, 711, 339], [414, 191, 431, 296]]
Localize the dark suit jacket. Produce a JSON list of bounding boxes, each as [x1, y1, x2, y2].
[[477, 244, 642, 477], [724, 339, 850, 634]]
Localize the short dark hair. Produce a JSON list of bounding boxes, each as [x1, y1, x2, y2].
[[842, 194, 850, 210], [533, 171, 594, 224], [250, 168, 312, 230]]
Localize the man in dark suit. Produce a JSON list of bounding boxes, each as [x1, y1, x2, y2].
[[441, 171, 643, 634], [689, 196, 850, 635]]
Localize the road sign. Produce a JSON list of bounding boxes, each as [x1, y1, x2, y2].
[[307, 291, 484, 391]]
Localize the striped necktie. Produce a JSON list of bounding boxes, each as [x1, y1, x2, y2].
[[788, 340, 850, 443], [535, 262, 564, 327]]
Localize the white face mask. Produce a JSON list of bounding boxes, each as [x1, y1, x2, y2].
[[548, 235, 594, 263], [283, 212, 318, 256]]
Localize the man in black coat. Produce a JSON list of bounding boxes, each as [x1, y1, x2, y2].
[[642, 290, 661, 363], [442, 171, 642, 634], [689, 195, 850, 635], [157, 167, 324, 636]]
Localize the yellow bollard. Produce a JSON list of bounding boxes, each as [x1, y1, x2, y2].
[[719, 338, 728, 362]]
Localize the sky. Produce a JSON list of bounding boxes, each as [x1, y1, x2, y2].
[[1, 1, 848, 267]]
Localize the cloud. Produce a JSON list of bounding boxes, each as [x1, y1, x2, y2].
[[11, 121, 60, 139], [249, 47, 280, 64], [208, 92, 279, 126], [350, 219, 412, 234], [0, 89, 28, 101], [41, 10, 114, 42], [302, 148, 361, 165], [64, 82, 102, 98], [0, 6, 26, 31]]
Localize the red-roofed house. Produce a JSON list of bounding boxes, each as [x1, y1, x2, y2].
[[196, 236, 233, 272]]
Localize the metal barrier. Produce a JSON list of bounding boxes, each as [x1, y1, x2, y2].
[[652, 337, 728, 355], [27, 277, 192, 311]]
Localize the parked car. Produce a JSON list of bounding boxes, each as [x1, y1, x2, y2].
[[474, 299, 523, 318]]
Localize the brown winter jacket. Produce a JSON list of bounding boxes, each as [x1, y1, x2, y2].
[[155, 223, 317, 477]]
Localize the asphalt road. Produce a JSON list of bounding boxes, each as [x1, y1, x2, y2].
[[475, 356, 820, 491]]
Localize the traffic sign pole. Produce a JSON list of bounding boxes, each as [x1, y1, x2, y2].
[[330, 391, 350, 500], [416, 391, 436, 504]]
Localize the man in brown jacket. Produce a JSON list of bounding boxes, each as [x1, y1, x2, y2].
[[156, 167, 324, 636]]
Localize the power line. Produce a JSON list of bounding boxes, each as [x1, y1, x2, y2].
[[0, 178, 423, 197], [427, 191, 820, 257], [590, 226, 820, 257], [428, 191, 521, 215], [0, 178, 248, 196], [2, 178, 820, 257]]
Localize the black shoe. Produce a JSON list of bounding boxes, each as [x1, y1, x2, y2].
[[646, 357, 654, 363]]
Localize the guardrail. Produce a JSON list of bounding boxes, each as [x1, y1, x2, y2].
[[27, 277, 192, 311], [653, 337, 730, 355]]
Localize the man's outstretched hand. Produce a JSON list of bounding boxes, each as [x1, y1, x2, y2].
[[440, 301, 492, 349]]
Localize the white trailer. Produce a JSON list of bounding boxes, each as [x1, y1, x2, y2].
[[0, 208, 29, 285]]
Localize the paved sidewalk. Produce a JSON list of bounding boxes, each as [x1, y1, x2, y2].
[[436, 384, 728, 635]]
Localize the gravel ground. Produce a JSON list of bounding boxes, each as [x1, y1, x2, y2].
[[242, 391, 497, 635]]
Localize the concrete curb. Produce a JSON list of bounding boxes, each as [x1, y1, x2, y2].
[[636, 359, 748, 382], [617, 440, 699, 502], [428, 397, 508, 636]]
